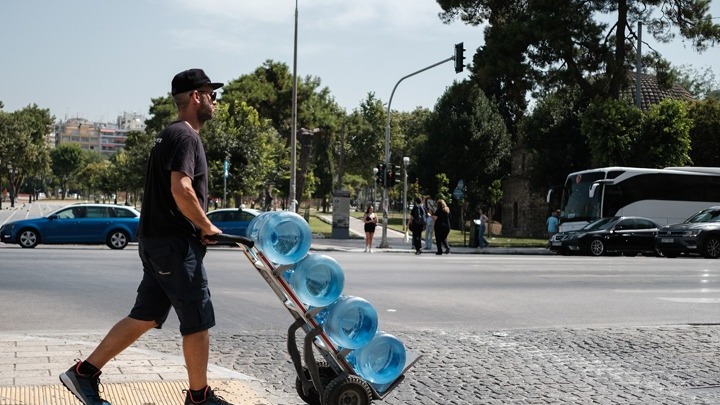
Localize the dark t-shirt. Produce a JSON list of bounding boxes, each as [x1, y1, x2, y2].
[[138, 120, 208, 239]]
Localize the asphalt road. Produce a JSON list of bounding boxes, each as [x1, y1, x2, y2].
[[1, 246, 718, 334], [2, 203, 720, 403]]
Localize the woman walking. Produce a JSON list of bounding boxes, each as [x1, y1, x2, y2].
[[432, 199, 451, 255], [363, 205, 378, 252]]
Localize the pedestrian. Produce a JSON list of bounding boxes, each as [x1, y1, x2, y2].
[[477, 209, 490, 248], [423, 196, 434, 250], [407, 197, 425, 254], [59, 69, 233, 405], [546, 209, 560, 242], [432, 199, 451, 255], [363, 205, 378, 252]]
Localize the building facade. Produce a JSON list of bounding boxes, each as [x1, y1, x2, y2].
[[55, 112, 145, 156]]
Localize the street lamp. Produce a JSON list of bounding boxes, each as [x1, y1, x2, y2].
[[289, 0, 299, 213], [7, 164, 16, 208], [372, 167, 378, 209], [402, 157, 410, 243]]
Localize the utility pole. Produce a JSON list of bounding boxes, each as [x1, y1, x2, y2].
[[379, 43, 465, 248]]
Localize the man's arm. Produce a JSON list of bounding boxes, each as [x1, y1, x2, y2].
[[170, 171, 221, 241]]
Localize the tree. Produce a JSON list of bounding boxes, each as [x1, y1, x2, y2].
[[580, 97, 643, 167], [522, 87, 592, 190], [0, 105, 52, 204], [437, 0, 720, 135], [51, 143, 85, 199], [202, 101, 285, 206], [144, 95, 177, 135], [419, 80, 511, 211], [688, 98, 720, 166], [636, 98, 693, 167], [222, 60, 344, 205]]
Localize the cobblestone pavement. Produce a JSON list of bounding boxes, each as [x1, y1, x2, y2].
[[58, 324, 720, 404]]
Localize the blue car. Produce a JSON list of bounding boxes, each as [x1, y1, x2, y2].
[[206, 208, 261, 240], [0, 203, 140, 249]]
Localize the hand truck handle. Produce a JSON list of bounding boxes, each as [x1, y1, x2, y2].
[[207, 233, 255, 248]]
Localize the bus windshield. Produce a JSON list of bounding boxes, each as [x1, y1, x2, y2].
[[560, 171, 605, 223]]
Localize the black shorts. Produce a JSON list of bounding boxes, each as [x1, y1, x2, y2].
[[130, 236, 215, 336], [364, 223, 376, 233]]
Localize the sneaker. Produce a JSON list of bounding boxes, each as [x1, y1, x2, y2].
[[184, 386, 234, 405], [59, 361, 112, 405]]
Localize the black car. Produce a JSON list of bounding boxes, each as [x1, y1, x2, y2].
[[655, 206, 720, 258], [549, 216, 660, 256]]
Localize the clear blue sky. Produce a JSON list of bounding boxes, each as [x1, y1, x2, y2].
[[1, 0, 719, 123]]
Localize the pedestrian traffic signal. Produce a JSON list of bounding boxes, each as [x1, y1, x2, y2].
[[376, 164, 386, 186], [386, 168, 394, 187], [454, 42, 465, 74]]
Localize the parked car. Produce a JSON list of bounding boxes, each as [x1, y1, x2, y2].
[[0, 203, 140, 249], [655, 206, 720, 258], [207, 208, 261, 240], [549, 216, 660, 256]]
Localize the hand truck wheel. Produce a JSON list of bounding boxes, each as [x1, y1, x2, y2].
[[321, 374, 372, 405], [295, 361, 337, 405]]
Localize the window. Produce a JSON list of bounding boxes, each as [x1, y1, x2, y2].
[[86, 207, 109, 218]]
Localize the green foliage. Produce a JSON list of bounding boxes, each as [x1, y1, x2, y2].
[[522, 87, 592, 189], [144, 96, 176, 135], [688, 98, 720, 166], [51, 143, 84, 199], [435, 173, 451, 203], [203, 102, 285, 203], [419, 80, 511, 209], [0, 105, 53, 199], [636, 99, 693, 167], [580, 97, 643, 167]]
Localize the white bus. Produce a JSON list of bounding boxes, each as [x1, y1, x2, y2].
[[548, 166, 720, 232]]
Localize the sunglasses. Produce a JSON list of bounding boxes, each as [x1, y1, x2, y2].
[[197, 90, 217, 102]]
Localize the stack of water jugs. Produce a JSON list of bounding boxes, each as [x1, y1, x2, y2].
[[246, 211, 407, 388]]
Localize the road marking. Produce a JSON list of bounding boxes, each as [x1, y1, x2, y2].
[[657, 297, 720, 303]]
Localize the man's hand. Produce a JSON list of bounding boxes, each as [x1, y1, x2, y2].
[[201, 224, 223, 245]]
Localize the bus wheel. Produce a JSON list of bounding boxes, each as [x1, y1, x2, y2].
[[702, 237, 720, 258], [588, 239, 605, 256]]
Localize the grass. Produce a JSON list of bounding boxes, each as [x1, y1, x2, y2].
[[239, 208, 545, 247]]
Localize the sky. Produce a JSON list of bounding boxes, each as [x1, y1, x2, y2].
[[2, 0, 720, 124]]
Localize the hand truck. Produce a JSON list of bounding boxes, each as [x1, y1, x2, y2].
[[210, 234, 421, 405]]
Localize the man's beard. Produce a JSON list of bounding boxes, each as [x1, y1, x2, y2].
[[198, 97, 214, 124]]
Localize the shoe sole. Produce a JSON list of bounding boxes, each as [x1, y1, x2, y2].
[[60, 372, 93, 405]]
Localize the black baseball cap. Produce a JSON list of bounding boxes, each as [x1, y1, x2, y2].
[[171, 68, 224, 95]]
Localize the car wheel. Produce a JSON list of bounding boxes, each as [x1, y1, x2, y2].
[[702, 236, 720, 258], [17, 228, 39, 248], [588, 239, 605, 256], [107, 230, 129, 249]]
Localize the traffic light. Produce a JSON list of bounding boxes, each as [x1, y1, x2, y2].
[[386, 167, 394, 187], [376, 164, 386, 187], [392, 165, 401, 186], [454, 42, 465, 74]]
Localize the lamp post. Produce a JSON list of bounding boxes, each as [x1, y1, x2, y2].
[[402, 156, 410, 243], [372, 167, 378, 209], [289, 0, 299, 213], [7, 164, 16, 208]]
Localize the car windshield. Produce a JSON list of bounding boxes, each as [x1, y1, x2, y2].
[[581, 217, 617, 231], [684, 209, 720, 223]]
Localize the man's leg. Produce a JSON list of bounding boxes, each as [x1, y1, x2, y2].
[[86, 317, 157, 369], [183, 329, 210, 390]]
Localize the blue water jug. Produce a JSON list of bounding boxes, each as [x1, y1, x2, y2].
[[347, 331, 406, 384], [245, 211, 273, 240], [315, 295, 378, 349], [289, 254, 344, 307], [254, 211, 311, 265]]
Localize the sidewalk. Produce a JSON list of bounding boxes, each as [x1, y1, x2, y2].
[[0, 331, 282, 405], [312, 214, 552, 255]]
